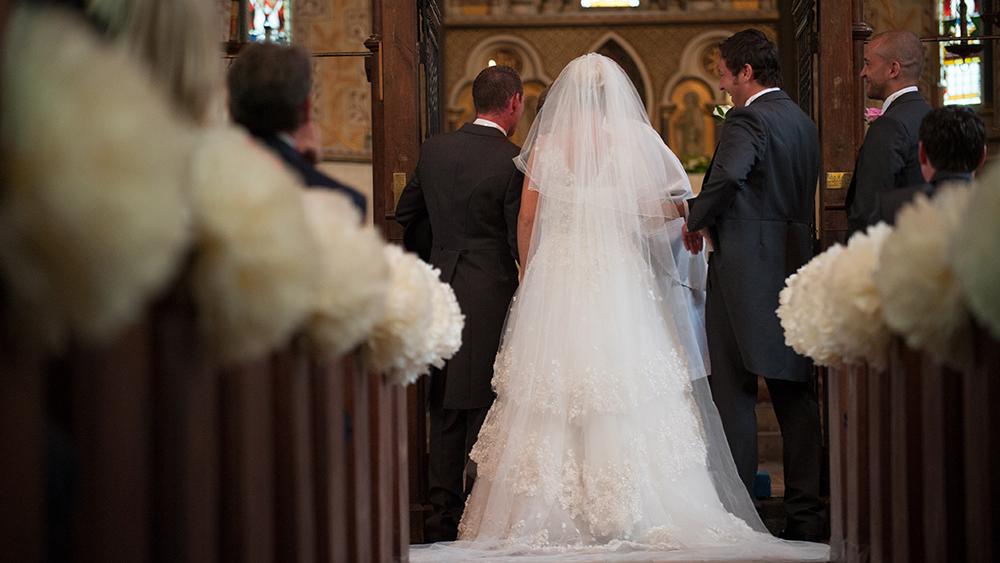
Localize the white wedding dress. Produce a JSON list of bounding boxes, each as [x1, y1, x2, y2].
[[412, 54, 828, 562]]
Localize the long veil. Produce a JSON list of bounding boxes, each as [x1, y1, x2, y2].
[[514, 51, 766, 535], [411, 54, 827, 562]]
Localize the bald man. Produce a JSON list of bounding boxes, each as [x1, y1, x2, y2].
[[845, 30, 932, 235]]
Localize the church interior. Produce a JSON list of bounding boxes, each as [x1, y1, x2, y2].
[[1, 0, 998, 562]]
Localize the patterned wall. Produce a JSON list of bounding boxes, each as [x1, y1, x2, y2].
[[444, 22, 775, 153], [295, 0, 373, 161]]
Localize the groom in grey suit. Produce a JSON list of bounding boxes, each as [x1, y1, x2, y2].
[[682, 30, 824, 541]]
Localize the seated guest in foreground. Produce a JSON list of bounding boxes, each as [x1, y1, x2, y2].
[[880, 106, 986, 224], [227, 42, 367, 218]]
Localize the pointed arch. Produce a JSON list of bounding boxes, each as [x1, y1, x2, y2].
[[586, 31, 654, 121], [448, 34, 552, 114], [661, 30, 733, 108]]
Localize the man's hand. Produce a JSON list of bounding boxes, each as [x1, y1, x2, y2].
[[681, 222, 705, 254]]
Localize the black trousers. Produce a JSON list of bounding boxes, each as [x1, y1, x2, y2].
[[706, 273, 825, 535], [424, 372, 490, 542]]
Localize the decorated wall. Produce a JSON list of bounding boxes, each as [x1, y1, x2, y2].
[[442, 2, 779, 189]]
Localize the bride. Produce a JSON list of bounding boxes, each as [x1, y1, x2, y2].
[[413, 54, 828, 562]]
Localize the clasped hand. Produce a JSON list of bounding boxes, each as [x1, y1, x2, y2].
[[674, 200, 706, 255]]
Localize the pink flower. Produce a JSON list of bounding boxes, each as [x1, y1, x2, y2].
[[864, 107, 883, 124]]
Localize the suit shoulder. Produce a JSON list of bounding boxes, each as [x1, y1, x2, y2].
[[867, 112, 909, 140]]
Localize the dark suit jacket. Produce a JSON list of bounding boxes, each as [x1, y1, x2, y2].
[[687, 90, 819, 381], [845, 91, 931, 234], [257, 133, 367, 219], [395, 123, 523, 409], [879, 170, 973, 226]]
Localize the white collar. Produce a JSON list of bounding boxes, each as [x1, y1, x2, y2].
[[882, 86, 919, 111], [745, 87, 781, 107], [277, 132, 297, 148], [473, 117, 507, 136]]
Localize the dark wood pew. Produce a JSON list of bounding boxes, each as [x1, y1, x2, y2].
[[0, 280, 409, 562], [829, 327, 999, 563]]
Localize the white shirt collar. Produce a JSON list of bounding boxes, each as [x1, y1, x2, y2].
[[745, 87, 781, 107], [277, 132, 297, 148], [882, 86, 919, 111], [472, 117, 507, 136]]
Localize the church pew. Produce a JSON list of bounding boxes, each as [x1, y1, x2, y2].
[[0, 281, 409, 563], [964, 328, 1000, 563], [829, 327, 999, 563], [0, 329, 45, 563]]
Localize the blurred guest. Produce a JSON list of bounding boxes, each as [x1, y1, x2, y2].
[[228, 42, 366, 217], [880, 106, 986, 223]]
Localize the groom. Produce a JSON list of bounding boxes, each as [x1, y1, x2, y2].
[[682, 29, 825, 541], [395, 65, 525, 542]]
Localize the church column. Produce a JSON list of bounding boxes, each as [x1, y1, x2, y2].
[[367, 0, 420, 241], [817, 2, 870, 562], [366, 0, 422, 552], [817, 0, 868, 248]]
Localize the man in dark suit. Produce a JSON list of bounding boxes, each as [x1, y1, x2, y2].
[[682, 29, 824, 541], [846, 30, 931, 234], [227, 42, 366, 218], [880, 106, 987, 223], [395, 65, 525, 542]]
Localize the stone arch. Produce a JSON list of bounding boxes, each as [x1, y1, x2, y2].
[[661, 30, 733, 108], [586, 31, 655, 121], [447, 35, 552, 145]]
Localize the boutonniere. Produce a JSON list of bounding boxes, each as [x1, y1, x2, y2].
[[864, 107, 883, 124], [713, 104, 732, 122]]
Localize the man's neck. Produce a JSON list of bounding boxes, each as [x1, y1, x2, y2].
[[881, 83, 918, 101], [474, 115, 508, 135], [743, 85, 780, 107]]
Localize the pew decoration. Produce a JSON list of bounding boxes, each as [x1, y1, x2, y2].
[[780, 173, 998, 371], [302, 188, 389, 359], [0, 5, 192, 349], [876, 185, 974, 368], [951, 164, 1000, 340], [189, 126, 321, 365], [778, 223, 892, 370], [366, 245, 464, 386], [0, 3, 466, 378]]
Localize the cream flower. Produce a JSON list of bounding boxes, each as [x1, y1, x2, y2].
[[301, 189, 389, 359], [951, 165, 1000, 340], [426, 268, 465, 370], [0, 5, 191, 348], [189, 127, 319, 364], [877, 186, 973, 367], [779, 245, 845, 368], [366, 246, 465, 386], [366, 246, 436, 384], [779, 224, 893, 370]]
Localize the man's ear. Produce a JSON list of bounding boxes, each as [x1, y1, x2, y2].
[[978, 145, 988, 174], [888, 60, 902, 80], [509, 92, 523, 113], [741, 63, 754, 83], [918, 141, 928, 166]]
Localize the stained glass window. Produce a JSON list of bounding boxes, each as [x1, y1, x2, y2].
[[249, 0, 291, 44], [940, 0, 982, 105]]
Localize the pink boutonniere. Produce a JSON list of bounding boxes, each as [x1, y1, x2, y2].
[[864, 107, 883, 124]]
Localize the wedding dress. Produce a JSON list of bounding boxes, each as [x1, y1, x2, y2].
[[412, 54, 828, 562]]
